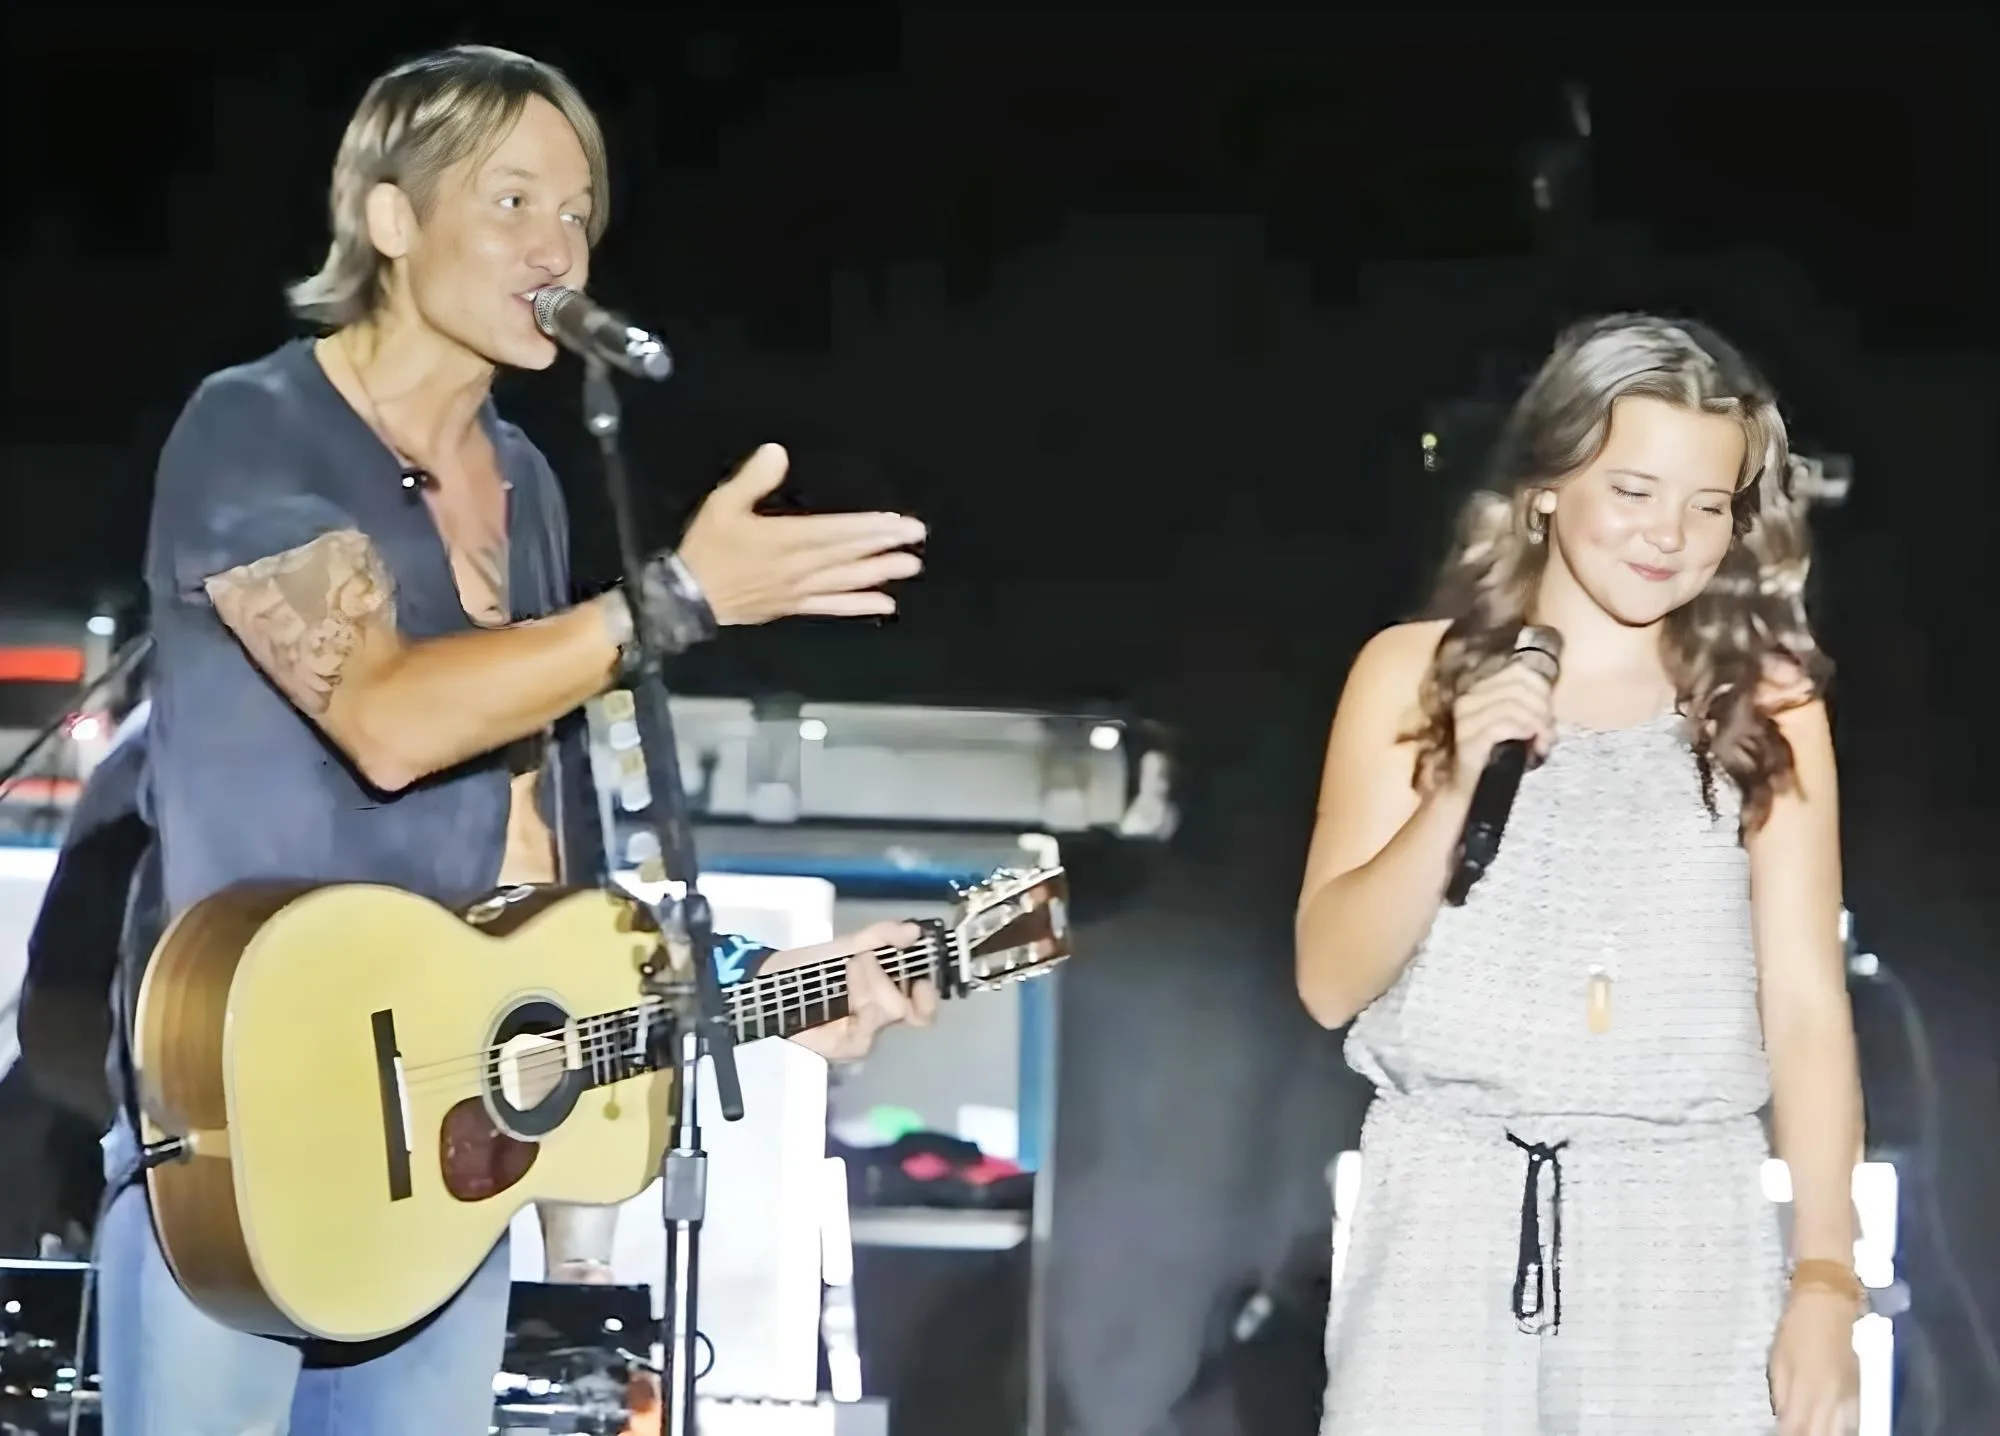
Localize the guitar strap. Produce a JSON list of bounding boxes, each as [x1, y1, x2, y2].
[[105, 833, 164, 1201]]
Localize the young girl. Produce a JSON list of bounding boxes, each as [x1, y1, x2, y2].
[[1297, 315, 1863, 1436]]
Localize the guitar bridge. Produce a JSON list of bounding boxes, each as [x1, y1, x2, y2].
[[371, 1009, 414, 1202]]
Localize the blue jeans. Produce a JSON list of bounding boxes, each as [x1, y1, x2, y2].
[[96, 1122, 510, 1436]]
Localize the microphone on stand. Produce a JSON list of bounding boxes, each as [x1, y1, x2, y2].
[[1444, 624, 1564, 906], [532, 286, 673, 381]]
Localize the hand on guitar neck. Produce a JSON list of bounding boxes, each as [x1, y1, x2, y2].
[[542, 920, 933, 1285], [758, 921, 938, 1064], [603, 926, 934, 1426]]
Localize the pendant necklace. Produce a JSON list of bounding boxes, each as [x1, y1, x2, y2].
[[337, 333, 434, 496], [1579, 699, 1672, 1035], [1586, 751, 1620, 1036], [1587, 962, 1613, 1035], [1587, 865, 1617, 1034]]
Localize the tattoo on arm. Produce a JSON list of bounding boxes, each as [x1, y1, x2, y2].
[[204, 529, 397, 716]]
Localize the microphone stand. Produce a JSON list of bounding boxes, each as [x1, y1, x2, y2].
[[580, 354, 744, 1436]]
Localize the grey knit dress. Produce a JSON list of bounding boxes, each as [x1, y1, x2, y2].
[[1321, 711, 1785, 1435]]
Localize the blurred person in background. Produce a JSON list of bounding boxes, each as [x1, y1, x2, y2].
[[0, 698, 151, 1258], [1295, 315, 1863, 1436]]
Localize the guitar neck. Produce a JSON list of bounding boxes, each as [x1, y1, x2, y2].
[[725, 920, 948, 1043], [567, 923, 950, 1094], [493, 874, 1065, 1102]]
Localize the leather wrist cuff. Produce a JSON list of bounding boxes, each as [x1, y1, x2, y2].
[[619, 550, 718, 681]]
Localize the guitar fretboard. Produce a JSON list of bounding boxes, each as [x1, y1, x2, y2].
[[562, 927, 947, 1089], [726, 933, 943, 1042]]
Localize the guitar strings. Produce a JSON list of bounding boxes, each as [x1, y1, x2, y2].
[[428, 947, 942, 1098], [399, 941, 935, 1088], [397, 938, 942, 1095], [391, 934, 920, 1078]]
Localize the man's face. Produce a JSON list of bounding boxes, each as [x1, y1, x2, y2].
[[388, 94, 595, 370]]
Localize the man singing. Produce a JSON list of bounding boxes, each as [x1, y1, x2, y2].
[[97, 44, 937, 1436]]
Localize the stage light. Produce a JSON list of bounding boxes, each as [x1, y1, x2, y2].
[[799, 718, 828, 742], [1327, 1150, 1363, 1289], [819, 1156, 863, 1403], [0, 847, 60, 881], [1088, 724, 1121, 752]]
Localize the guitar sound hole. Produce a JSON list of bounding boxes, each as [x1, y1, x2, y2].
[[439, 1097, 539, 1203], [482, 998, 586, 1139]]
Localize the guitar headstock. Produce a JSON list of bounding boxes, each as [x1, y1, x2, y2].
[[944, 866, 1072, 994]]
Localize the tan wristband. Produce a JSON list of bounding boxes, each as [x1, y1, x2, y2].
[[1789, 1258, 1865, 1314]]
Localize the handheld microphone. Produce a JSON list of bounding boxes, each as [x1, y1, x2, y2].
[[1444, 624, 1563, 906], [531, 286, 673, 381]]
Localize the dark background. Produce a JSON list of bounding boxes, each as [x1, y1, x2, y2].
[[4, 10, 1995, 1433]]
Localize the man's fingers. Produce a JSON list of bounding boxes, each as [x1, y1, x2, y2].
[[853, 920, 921, 954], [763, 509, 926, 553], [793, 591, 899, 618], [815, 1015, 859, 1056], [794, 550, 922, 597], [711, 445, 926, 549], [715, 443, 792, 508], [845, 955, 905, 1026], [804, 525, 928, 570], [773, 550, 922, 619], [849, 930, 920, 998], [910, 980, 939, 1027]]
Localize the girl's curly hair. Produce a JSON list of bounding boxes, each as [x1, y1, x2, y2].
[[1413, 314, 1830, 833]]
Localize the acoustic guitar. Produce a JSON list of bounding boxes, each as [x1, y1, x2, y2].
[[131, 866, 1070, 1343]]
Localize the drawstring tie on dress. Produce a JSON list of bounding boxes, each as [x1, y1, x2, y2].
[[1505, 1132, 1567, 1335]]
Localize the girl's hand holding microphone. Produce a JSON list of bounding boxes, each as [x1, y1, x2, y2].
[[1443, 646, 1560, 801]]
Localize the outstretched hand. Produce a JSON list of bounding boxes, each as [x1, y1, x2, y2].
[[675, 444, 926, 625]]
